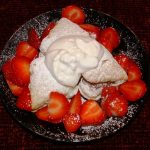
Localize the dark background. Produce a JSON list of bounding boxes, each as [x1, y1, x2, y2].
[[0, 0, 150, 149]]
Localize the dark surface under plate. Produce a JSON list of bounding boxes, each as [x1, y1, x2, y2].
[[0, 8, 149, 142]]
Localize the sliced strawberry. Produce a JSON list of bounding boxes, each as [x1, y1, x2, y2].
[[6, 80, 24, 96], [11, 56, 30, 87], [98, 27, 120, 52], [48, 92, 69, 122], [98, 37, 113, 52], [69, 91, 82, 114], [114, 54, 142, 81], [2, 59, 15, 82], [35, 106, 62, 123], [101, 86, 118, 98], [35, 106, 49, 122], [101, 93, 128, 117], [41, 22, 56, 40], [80, 100, 106, 126], [63, 113, 81, 132], [28, 28, 41, 49], [16, 41, 38, 61], [119, 80, 147, 102], [16, 88, 32, 111], [127, 61, 142, 81], [114, 54, 130, 71], [63, 91, 82, 132], [62, 5, 85, 24], [80, 24, 100, 39]]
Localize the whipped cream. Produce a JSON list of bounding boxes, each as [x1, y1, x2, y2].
[[45, 35, 104, 87]]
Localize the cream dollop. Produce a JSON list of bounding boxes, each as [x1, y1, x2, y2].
[[45, 35, 104, 87]]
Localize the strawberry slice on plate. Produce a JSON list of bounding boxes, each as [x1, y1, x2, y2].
[[41, 22, 56, 40], [98, 27, 120, 52], [63, 113, 81, 133], [35, 106, 49, 122], [28, 28, 41, 49], [69, 91, 82, 114], [63, 91, 82, 132], [80, 24, 100, 39], [11, 56, 30, 87], [119, 80, 147, 102], [101, 93, 128, 117], [36, 106, 62, 123], [80, 100, 106, 126], [16, 41, 38, 61], [16, 88, 32, 111], [6, 80, 24, 96], [48, 92, 69, 122], [114, 54, 130, 71], [62, 5, 85, 24], [127, 61, 142, 81], [2, 59, 15, 82], [101, 86, 118, 98]]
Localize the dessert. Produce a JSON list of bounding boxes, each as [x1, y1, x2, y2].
[[2, 5, 147, 133]]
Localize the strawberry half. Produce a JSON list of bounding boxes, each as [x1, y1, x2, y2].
[[48, 92, 69, 122], [35, 106, 62, 123], [80, 100, 106, 126], [35, 106, 49, 122], [11, 56, 30, 87], [63, 113, 81, 133], [41, 22, 56, 40], [2, 59, 15, 82], [80, 24, 100, 39], [98, 27, 120, 52], [119, 80, 147, 102], [101, 93, 128, 117], [16, 41, 38, 61], [101, 86, 118, 98], [6, 80, 24, 96], [114, 54, 130, 71], [28, 28, 41, 49], [62, 5, 85, 24], [127, 61, 142, 81], [63, 91, 82, 132], [16, 88, 32, 111], [69, 91, 82, 114]]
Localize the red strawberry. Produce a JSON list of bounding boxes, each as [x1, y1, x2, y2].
[[114, 54, 142, 81], [48, 92, 69, 122], [80, 24, 100, 39], [62, 5, 85, 24], [28, 28, 41, 49], [11, 56, 30, 87], [63, 113, 81, 132], [127, 61, 142, 81], [41, 22, 56, 40], [98, 27, 120, 52], [35, 106, 62, 123], [101, 93, 128, 117], [63, 91, 82, 132], [16, 41, 38, 61], [119, 80, 147, 102], [101, 86, 118, 98], [69, 91, 82, 114], [6, 80, 24, 96], [80, 100, 106, 126], [2, 59, 15, 82], [35, 106, 49, 122], [114, 54, 130, 71], [16, 88, 32, 111], [98, 37, 113, 52]]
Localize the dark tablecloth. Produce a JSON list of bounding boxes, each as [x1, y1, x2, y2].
[[0, 0, 150, 149]]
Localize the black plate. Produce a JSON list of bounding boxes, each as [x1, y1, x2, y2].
[[0, 8, 149, 142]]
